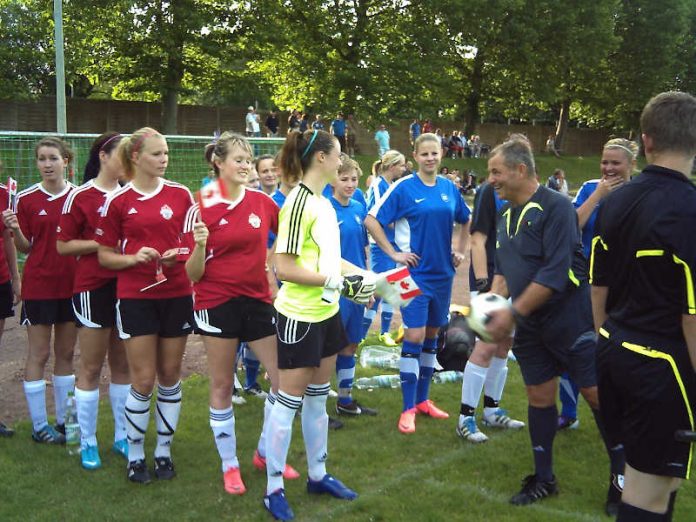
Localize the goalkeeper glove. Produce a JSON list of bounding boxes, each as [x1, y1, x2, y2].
[[323, 273, 376, 305]]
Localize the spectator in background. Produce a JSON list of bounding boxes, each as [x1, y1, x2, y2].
[[246, 106, 259, 137], [422, 119, 433, 134], [546, 134, 560, 157], [546, 169, 568, 196], [312, 114, 325, 131], [331, 112, 347, 152], [265, 110, 279, 137], [287, 110, 300, 134], [299, 113, 310, 133], [374, 124, 390, 158], [449, 131, 465, 158], [346, 114, 358, 157], [409, 119, 421, 146]]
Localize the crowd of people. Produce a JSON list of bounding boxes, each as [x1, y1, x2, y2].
[[0, 91, 694, 522]]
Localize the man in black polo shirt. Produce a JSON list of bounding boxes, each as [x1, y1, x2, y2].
[[484, 138, 624, 513], [591, 91, 696, 522]]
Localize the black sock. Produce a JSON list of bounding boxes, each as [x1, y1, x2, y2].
[[483, 395, 498, 409], [665, 490, 677, 521], [617, 502, 665, 521], [591, 408, 626, 475], [460, 404, 475, 417], [528, 404, 557, 482]]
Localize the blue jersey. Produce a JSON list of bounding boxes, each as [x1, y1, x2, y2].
[[322, 185, 367, 212], [572, 179, 600, 259], [366, 176, 397, 246], [370, 174, 470, 284], [330, 196, 367, 269], [268, 190, 288, 248]]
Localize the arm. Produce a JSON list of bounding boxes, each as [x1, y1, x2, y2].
[[266, 247, 279, 300], [470, 231, 489, 279], [274, 253, 326, 287], [452, 221, 470, 268], [364, 215, 419, 267], [2, 228, 20, 303], [575, 178, 623, 229], [184, 222, 208, 283], [591, 285, 609, 332], [682, 315, 696, 372], [97, 245, 159, 271], [56, 239, 99, 257], [2, 209, 30, 254], [490, 274, 509, 298]]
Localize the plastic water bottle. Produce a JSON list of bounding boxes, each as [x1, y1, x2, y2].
[[432, 371, 464, 384], [354, 374, 401, 390], [65, 391, 80, 455], [359, 346, 400, 369]]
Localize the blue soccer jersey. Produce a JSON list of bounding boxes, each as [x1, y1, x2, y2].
[[331, 196, 367, 269], [366, 176, 397, 245], [268, 190, 288, 248], [572, 179, 600, 259], [370, 174, 470, 285], [322, 184, 367, 212]]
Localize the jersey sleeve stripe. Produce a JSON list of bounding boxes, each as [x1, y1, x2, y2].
[[61, 182, 91, 214], [101, 185, 130, 216], [286, 187, 309, 254], [183, 204, 200, 233]]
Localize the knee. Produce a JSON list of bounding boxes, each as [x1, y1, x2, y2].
[[210, 377, 233, 400], [526, 385, 556, 408], [131, 373, 156, 394], [470, 342, 495, 366], [580, 387, 599, 410], [27, 347, 50, 368]]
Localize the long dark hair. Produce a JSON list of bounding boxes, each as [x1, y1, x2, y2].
[[83, 132, 122, 184]]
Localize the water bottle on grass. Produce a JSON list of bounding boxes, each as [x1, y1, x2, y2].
[[355, 375, 400, 389], [65, 392, 80, 455], [359, 346, 400, 369], [432, 371, 463, 384]]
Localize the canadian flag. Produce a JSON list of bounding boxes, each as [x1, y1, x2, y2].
[[6, 177, 17, 211], [375, 266, 422, 308], [197, 178, 228, 209]]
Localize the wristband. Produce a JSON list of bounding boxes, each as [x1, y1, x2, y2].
[[474, 278, 490, 292]]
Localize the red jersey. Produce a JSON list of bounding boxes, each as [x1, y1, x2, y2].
[[182, 188, 279, 310], [0, 185, 11, 284], [96, 179, 193, 299], [16, 182, 77, 300], [58, 180, 119, 293]]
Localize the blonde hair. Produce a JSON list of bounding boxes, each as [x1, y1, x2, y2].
[[603, 138, 639, 161], [377, 150, 405, 173], [204, 132, 253, 176], [414, 133, 440, 153], [118, 127, 163, 180], [338, 153, 362, 177]]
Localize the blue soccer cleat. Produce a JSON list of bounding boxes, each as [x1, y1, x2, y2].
[[81, 444, 102, 470], [263, 489, 294, 520], [307, 474, 358, 500], [112, 439, 128, 459]]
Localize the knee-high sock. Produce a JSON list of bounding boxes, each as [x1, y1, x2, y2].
[[483, 356, 508, 417], [336, 355, 355, 405], [459, 361, 487, 420], [528, 405, 557, 482], [266, 391, 301, 495], [380, 302, 394, 335], [559, 372, 579, 419], [592, 408, 625, 476], [302, 383, 330, 482], [666, 490, 678, 521], [361, 306, 378, 340], [210, 406, 238, 472], [125, 388, 152, 462], [155, 381, 182, 459], [53, 374, 75, 425], [257, 392, 276, 458], [616, 502, 666, 521], [243, 343, 260, 389], [24, 379, 48, 431], [400, 341, 421, 411], [75, 387, 99, 447], [109, 383, 130, 443], [416, 338, 438, 404]]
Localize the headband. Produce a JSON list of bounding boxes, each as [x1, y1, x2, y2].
[[604, 144, 636, 158], [131, 132, 157, 154], [301, 130, 319, 159], [100, 134, 122, 152]]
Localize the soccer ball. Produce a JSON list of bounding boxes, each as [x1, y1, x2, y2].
[[466, 293, 511, 342]]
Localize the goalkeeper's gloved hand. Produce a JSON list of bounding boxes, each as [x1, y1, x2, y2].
[[323, 273, 376, 305]]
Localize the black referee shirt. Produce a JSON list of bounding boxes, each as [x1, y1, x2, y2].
[[469, 182, 500, 284], [591, 165, 696, 345]]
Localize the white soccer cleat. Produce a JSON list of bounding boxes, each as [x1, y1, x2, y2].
[[456, 416, 489, 443], [482, 408, 525, 429]]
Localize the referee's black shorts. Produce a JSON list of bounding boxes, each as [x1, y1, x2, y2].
[[596, 327, 696, 479]]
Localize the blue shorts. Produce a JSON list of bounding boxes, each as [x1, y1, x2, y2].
[[339, 297, 364, 344], [369, 244, 396, 274], [400, 278, 453, 329]]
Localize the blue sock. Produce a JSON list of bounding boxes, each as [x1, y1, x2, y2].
[[559, 372, 579, 419], [243, 343, 260, 389], [400, 341, 421, 411], [380, 302, 394, 335], [416, 338, 438, 404], [336, 355, 355, 406], [528, 405, 557, 482], [361, 306, 378, 340]]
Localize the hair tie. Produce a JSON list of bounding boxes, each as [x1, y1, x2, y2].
[[100, 134, 122, 152], [131, 132, 156, 154], [301, 130, 319, 159], [604, 144, 636, 158]]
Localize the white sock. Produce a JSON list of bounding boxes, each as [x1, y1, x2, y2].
[[483, 356, 508, 418], [266, 391, 301, 495], [155, 381, 182, 459], [109, 383, 130, 443], [302, 383, 330, 482], [459, 362, 487, 424], [125, 388, 151, 463], [75, 387, 99, 447], [257, 392, 276, 458], [24, 380, 47, 431], [53, 374, 75, 425], [210, 406, 238, 472]]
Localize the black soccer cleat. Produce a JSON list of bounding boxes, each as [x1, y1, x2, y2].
[[510, 474, 558, 505], [154, 456, 176, 480], [127, 459, 152, 484], [336, 400, 378, 416]]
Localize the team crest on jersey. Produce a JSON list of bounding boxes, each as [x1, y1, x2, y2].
[[248, 213, 261, 228], [440, 193, 449, 202], [160, 204, 173, 220]]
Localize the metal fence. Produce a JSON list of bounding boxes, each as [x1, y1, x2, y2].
[[0, 132, 285, 192]]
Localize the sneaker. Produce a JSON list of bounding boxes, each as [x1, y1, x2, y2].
[[0, 421, 14, 437], [328, 416, 344, 430], [394, 325, 405, 344], [328, 389, 338, 398], [509, 474, 558, 505], [127, 459, 151, 484], [223, 467, 247, 495], [263, 488, 294, 521], [336, 400, 379, 416], [415, 399, 450, 419], [154, 456, 176, 480], [32, 424, 65, 444], [456, 416, 489, 443], [231, 393, 247, 406], [482, 408, 525, 429], [244, 383, 268, 399], [112, 438, 128, 459], [605, 473, 623, 516], [398, 408, 416, 434], [252, 450, 300, 480], [54, 423, 66, 435], [81, 444, 102, 470], [378, 332, 398, 347], [307, 473, 358, 500], [557, 415, 579, 430]]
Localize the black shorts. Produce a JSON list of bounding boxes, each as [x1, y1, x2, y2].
[[0, 280, 14, 319], [512, 284, 597, 387], [72, 281, 117, 329], [116, 296, 193, 340], [276, 311, 347, 369], [21, 298, 75, 326], [193, 296, 275, 341], [596, 329, 696, 479]]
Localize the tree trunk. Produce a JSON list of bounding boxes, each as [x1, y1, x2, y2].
[[464, 50, 485, 136], [161, 83, 179, 135], [554, 98, 571, 153]]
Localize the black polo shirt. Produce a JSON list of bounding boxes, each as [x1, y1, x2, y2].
[[495, 185, 587, 313], [591, 164, 696, 345], [469, 183, 499, 285]]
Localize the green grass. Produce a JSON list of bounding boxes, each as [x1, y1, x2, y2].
[[2, 338, 695, 521]]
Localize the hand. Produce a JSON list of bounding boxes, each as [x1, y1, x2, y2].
[[596, 176, 625, 198], [2, 209, 19, 231], [340, 273, 376, 305], [10, 278, 20, 305], [452, 251, 468, 268], [392, 251, 420, 267], [485, 307, 515, 343], [160, 248, 179, 267], [192, 221, 208, 248], [475, 277, 491, 293], [132, 247, 160, 265]]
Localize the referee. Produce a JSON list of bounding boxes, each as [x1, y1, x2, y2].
[[591, 91, 696, 521]]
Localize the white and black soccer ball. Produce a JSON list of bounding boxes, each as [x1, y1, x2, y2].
[[466, 293, 511, 342]]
